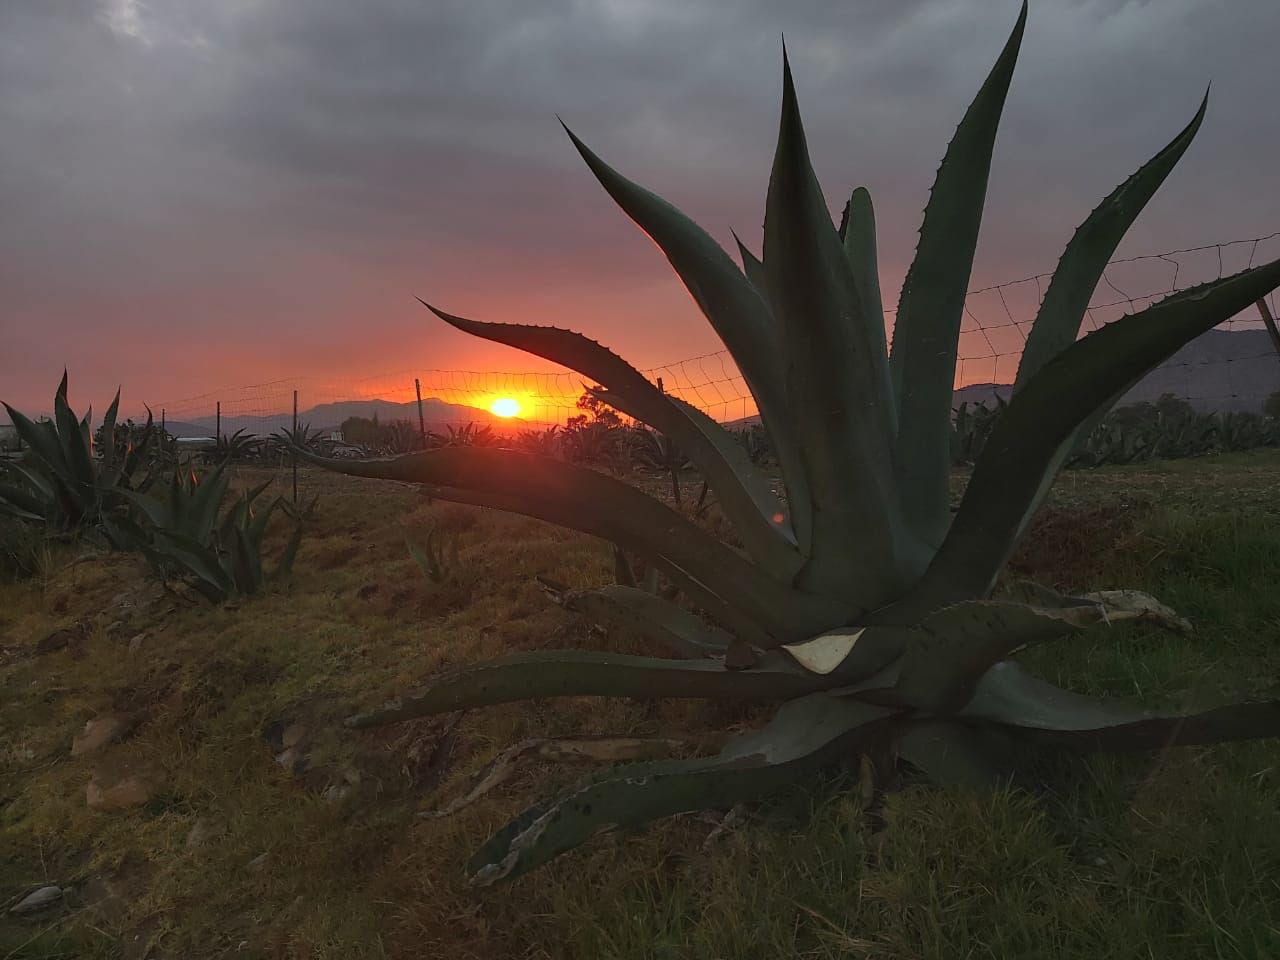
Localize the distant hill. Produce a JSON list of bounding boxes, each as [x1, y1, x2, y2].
[[177, 397, 514, 437], [726, 328, 1279, 428], [955, 329, 1279, 413]]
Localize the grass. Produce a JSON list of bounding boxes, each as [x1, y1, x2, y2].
[[1, 452, 1278, 959]]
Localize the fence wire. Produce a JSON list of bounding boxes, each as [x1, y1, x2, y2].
[[148, 232, 1280, 437]]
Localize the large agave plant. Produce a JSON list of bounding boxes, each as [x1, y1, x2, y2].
[[0, 372, 155, 537], [302, 4, 1280, 883]]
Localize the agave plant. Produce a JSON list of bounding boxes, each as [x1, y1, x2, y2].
[[117, 463, 303, 603], [628, 426, 691, 505], [432, 423, 497, 448], [950, 397, 1006, 467], [300, 4, 1280, 884], [213, 428, 264, 464], [0, 373, 155, 537]]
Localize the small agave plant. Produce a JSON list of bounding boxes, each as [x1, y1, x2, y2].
[[303, 3, 1280, 883]]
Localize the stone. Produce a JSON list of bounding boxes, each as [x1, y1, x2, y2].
[[127, 633, 146, 654], [10, 885, 63, 914], [281, 722, 307, 749], [274, 747, 309, 774], [246, 852, 270, 872], [87, 762, 157, 811], [185, 817, 219, 849], [36, 626, 79, 655], [71, 714, 132, 757]]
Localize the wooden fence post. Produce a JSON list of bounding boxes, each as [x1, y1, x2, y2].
[[1255, 298, 1280, 364], [292, 390, 299, 504], [415, 378, 428, 449]]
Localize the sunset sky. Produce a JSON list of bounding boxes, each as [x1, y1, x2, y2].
[[2, 0, 1278, 418]]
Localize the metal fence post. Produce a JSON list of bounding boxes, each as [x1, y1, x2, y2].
[[292, 389, 299, 504]]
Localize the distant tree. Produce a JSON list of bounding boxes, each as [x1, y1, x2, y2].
[[340, 415, 385, 447]]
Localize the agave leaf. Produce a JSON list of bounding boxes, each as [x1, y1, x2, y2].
[[345, 650, 835, 729], [912, 258, 1280, 608], [151, 529, 235, 599], [116, 487, 170, 529], [889, 3, 1026, 549], [839, 187, 893, 435], [1014, 94, 1207, 391], [244, 491, 280, 547], [293, 446, 841, 642], [227, 526, 258, 594], [52, 379, 95, 498], [644, 555, 779, 650], [100, 388, 122, 468], [764, 52, 907, 605], [893, 602, 1081, 714], [961, 661, 1280, 750], [4, 462, 55, 502], [565, 585, 735, 659], [189, 464, 232, 543], [562, 123, 815, 557], [0, 491, 45, 522], [731, 231, 769, 296], [3, 405, 71, 487], [465, 694, 896, 884], [422, 303, 803, 577], [893, 720, 1017, 789], [274, 522, 304, 585]]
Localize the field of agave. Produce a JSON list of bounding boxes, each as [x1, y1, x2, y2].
[[3, 2, 1280, 956]]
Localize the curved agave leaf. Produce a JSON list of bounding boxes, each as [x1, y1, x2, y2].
[[565, 585, 735, 659], [3, 405, 69, 486], [421, 302, 803, 578], [893, 719, 1017, 789], [731, 231, 769, 296], [150, 529, 235, 599], [839, 187, 893, 436], [345, 650, 836, 729], [911, 258, 1280, 608], [765, 53, 910, 605], [1014, 94, 1208, 391], [52, 376, 95, 498], [100, 388, 122, 468], [893, 602, 1081, 714], [561, 123, 814, 552], [465, 694, 897, 884], [961, 661, 1280, 751], [0, 481, 46, 521], [294, 446, 840, 641], [890, 2, 1026, 549]]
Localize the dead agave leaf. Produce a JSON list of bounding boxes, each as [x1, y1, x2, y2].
[[1080, 589, 1194, 635], [781, 628, 865, 675]]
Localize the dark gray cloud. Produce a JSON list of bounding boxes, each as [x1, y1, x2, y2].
[[2, 0, 1277, 411]]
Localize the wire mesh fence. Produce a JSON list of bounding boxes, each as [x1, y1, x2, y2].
[[148, 232, 1280, 438]]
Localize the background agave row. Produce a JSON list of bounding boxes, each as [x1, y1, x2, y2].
[[1, 374, 307, 597]]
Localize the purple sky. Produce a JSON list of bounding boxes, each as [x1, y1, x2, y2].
[[3, 0, 1278, 416]]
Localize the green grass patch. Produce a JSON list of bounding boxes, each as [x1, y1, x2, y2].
[[2, 454, 1278, 958]]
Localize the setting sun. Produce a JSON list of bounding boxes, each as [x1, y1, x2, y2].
[[490, 397, 521, 418]]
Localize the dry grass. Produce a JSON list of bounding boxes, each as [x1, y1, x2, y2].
[[2, 453, 1279, 959]]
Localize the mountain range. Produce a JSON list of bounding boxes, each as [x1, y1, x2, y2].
[[954, 329, 1279, 413], [161, 397, 517, 439]]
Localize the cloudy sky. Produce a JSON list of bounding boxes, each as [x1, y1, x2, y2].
[[2, 0, 1277, 415]]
